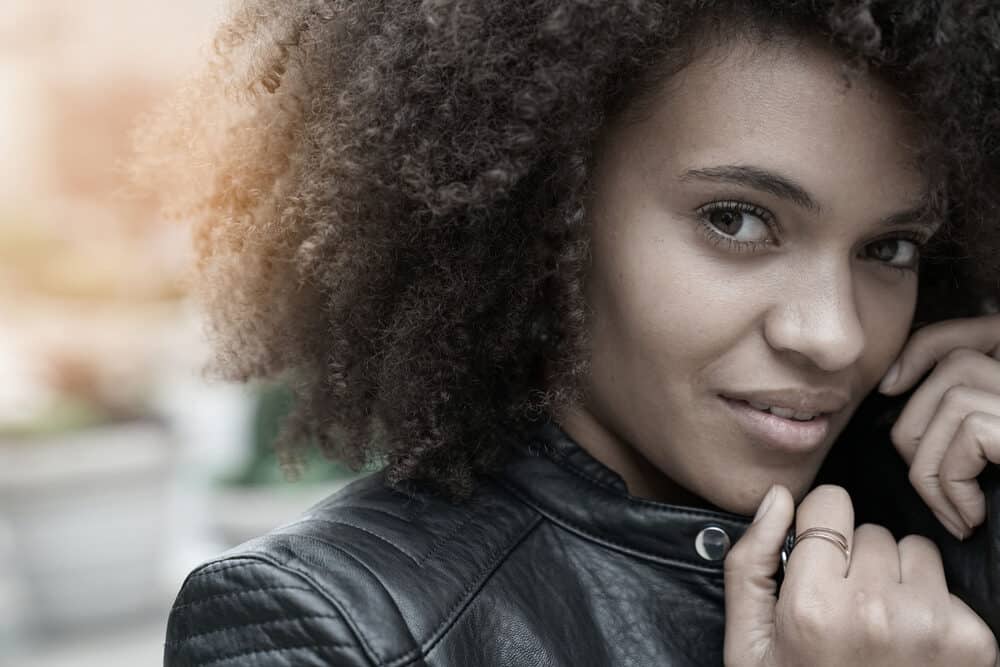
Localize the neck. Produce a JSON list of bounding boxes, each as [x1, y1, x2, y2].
[[554, 404, 711, 510]]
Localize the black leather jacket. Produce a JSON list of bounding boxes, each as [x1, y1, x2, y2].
[[164, 408, 999, 666]]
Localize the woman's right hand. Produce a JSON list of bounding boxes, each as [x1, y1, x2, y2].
[[723, 484, 999, 667]]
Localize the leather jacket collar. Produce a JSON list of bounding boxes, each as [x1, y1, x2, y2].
[[496, 418, 752, 572]]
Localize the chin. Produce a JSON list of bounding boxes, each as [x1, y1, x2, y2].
[[707, 475, 813, 517]]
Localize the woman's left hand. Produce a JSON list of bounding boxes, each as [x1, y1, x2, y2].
[[878, 313, 1000, 541]]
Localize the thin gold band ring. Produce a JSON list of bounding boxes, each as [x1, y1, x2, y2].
[[793, 527, 851, 563]]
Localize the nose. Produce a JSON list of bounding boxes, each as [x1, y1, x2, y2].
[[762, 260, 866, 372]]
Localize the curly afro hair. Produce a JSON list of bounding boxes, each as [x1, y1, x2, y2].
[[137, 0, 1000, 500]]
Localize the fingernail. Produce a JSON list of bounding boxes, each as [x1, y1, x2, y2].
[[753, 485, 777, 524], [879, 361, 900, 393], [956, 506, 974, 530], [936, 511, 969, 540]]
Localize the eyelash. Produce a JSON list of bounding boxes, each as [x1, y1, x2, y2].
[[695, 201, 775, 253], [693, 200, 931, 275]]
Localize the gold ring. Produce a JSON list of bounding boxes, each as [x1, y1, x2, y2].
[[793, 527, 851, 563]]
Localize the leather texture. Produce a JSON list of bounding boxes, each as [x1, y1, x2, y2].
[[164, 408, 999, 666]]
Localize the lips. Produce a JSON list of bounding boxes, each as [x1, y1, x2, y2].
[[745, 401, 819, 421], [720, 396, 831, 453], [721, 388, 849, 416]]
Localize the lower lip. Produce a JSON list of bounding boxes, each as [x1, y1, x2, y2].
[[720, 396, 831, 452]]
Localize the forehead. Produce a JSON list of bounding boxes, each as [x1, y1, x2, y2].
[[602, 37, 928, 209]]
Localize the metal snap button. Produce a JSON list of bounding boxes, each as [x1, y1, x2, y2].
[[695, 525, 731, 561]]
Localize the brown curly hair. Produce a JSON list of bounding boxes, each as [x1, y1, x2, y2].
[[136, 0, 1000, 500]]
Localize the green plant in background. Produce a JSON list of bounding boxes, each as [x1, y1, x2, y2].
[[221, 382, 380, 486]]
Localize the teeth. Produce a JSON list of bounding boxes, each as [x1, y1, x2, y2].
[[747, 401, 817, 421]]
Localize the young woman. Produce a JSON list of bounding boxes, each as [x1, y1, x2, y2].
[[150, 1, 1000, 664]]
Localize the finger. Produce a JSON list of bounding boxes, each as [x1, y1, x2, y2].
[[889, 349, 1000, 460], [879, 314, 1000, 395], [846, 523, 900, 583], [898, 536, 958, 649], [784, 485, 855, 587], [907, 386, 1000, 538], [897, 534, 947, 592], [939, 411, 1000, 528], [948, 594, 1000, 667], [723, 484, 796, 663]]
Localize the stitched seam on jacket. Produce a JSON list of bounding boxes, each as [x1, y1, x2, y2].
[[416, 511, 476, 566], [341, 504, 412, 523], [404, 515, 544, 666], [193, 643, 351, 667], [540, 451, 747, 521], [186, 559, 263, 580], [495, 476, 729, 576], [281, 514, 544, 667], [219, 553, 381, 666], [165, 614, 343, 645], [271, 534, 417, 666], [292, 517, 421, 564], [170, 585, 315, 613]]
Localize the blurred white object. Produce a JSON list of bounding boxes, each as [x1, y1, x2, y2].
[[0, 420, 174, 632], [0, 326, 51, 426]]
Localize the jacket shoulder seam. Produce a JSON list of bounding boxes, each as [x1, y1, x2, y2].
[[192, 552, 381, 666], [170, 583, 316, 614], [164, 613, 344, 645], [290, 516, 422, 564], [407, 514, 543, 665], [265, 532, 420, 666], [191, 642, 362, 667]]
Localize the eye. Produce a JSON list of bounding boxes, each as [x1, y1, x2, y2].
[[863, 235, 924, 273], [695, 201, 776, 252]]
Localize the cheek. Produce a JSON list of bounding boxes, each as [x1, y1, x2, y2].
[[589, 231, 753, 373], [857, 277, 918, 374]]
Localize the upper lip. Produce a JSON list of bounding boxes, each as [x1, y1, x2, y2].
[[721, 389, 850, 415]]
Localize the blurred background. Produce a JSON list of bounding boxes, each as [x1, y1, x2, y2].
[[0, 2, 366, 664]]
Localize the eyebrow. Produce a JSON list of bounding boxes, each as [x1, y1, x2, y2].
[[679, 164, 940, 234]]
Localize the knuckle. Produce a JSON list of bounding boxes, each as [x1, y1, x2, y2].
[[911, 609, 946, 647], [947, 598, 998, 665], [889, 418, 904, 444], [853, 590, 893, 645], [889, 419, 917, 452], [723, 541, 760, 579], [958, 625, 999, 665], [960, 410, 991, 438], [903, 327, 931, 352], [941, 384, 971, 411], [943, 346, 979, 368], [902, 599, 947, 647], [722, 545, 746, 574], [907, 465, 934, 495], [778, 590, 832, 638]]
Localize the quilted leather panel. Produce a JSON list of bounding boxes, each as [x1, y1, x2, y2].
[[164, 556, 373, 666]]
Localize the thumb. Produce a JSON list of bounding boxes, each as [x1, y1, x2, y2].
[[723, 484, 795, 666]]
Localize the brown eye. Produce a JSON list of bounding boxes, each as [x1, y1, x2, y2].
[[866, 237, 920, 271], [708, 209, 744, 235], [702, 205, 771, 243]]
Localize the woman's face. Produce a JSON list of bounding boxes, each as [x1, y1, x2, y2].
[[560, 36, 940, 515]]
